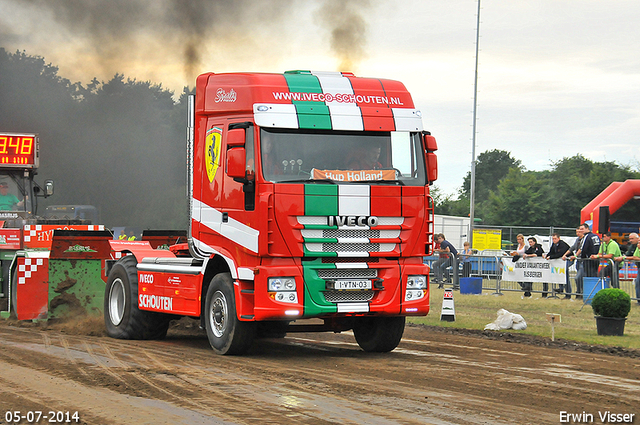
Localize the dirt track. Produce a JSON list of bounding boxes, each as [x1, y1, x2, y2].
[[0, 319, 638, 425]]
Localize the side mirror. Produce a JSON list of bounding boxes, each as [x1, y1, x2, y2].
[[227, 129, 246, 147], [423, 133, 438, 183], [423, 133, 438, 152], [425, 153, 438, 182], [227, 148, 246, 179], [44, 179, 54, 197]]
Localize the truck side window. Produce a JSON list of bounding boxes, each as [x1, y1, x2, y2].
[[244, 126, 255, 211], [228, 122, 256, 211], [245, 126, 255, 181]]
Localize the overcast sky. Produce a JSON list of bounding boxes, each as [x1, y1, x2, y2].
[[1, 0, 639, 195]]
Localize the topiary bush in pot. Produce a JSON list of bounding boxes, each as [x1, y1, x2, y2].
[[591, 288, 631, 336], [591, 288, 631, 318]]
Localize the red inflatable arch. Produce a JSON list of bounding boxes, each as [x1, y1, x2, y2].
[[581, 179, 640, 233]]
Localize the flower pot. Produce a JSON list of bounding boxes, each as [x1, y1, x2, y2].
[[594, 316, 626, 336]]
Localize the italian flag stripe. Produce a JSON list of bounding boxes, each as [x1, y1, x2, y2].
[[284, 72, 332, 129], [338, 185, 370, 216], [304, 184, 338, 216], [304, 185, 371, 219], [254, 71, 421, 132]]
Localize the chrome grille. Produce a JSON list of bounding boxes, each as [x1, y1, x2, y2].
[[323, 229, 380, 238], [298, 216, 402, 255], [323, 243, 380, 252], [324, 290, 375, 303], [322, 257, 379, 263], [317, 269, 377, 279]]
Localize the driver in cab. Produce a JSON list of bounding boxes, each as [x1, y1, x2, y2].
[[347, 144, 382, 170], [0, 182, 25, 211]]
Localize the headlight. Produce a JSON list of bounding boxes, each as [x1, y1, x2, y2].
[[269, 277, 298, 304], [268, 277, 296, 291], [405, 275, 427, 302], [407, 275, 427, 289]]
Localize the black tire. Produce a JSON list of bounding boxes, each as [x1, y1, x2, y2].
[[204, 272, 255, 355], [353, 316, 406, 352], [1, 259, 10, 299], [9, 267, 17, 318], [104, 255, 170, 340]]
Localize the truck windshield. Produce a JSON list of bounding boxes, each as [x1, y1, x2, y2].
[[260, 129, 426, 186], [0, 173, 30, 213]]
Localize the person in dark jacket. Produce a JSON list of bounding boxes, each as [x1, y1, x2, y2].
[[562, 228, 583, 299], [523, 236, 544, 258], [545, 233, 571, 298], [624, 232, 638, 257], [575, 223, 601, 299], [433, 233, 458, 288], [521, 237, 544, 297]]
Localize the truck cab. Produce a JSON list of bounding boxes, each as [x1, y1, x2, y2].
[[104, 71, 438, 354]]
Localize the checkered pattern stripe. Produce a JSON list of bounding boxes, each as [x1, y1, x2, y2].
[[18, 258, 44, 284], [23, 225, 105, 242]]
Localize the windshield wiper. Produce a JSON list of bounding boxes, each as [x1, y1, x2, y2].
[[280, 178, 336, 184], [366, 179, 405, 185]]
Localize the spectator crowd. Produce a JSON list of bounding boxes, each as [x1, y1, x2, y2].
[[430, 224, 640, 305]]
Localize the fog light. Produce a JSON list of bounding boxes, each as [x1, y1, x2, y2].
[[274, 291, 298, 304], [404, 289, 425, 302]]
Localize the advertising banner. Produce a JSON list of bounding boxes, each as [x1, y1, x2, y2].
[[501, 257, 566, 284]]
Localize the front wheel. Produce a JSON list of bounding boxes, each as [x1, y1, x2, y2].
[[104, 255, 170, 340], [353, 316, 406, 352], [204, 273, 255, 355]]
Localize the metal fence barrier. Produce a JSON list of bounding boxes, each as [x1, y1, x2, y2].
[[424, 255, 639, 302]]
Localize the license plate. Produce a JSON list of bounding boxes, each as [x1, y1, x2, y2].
[[334, 279, 372, 290]]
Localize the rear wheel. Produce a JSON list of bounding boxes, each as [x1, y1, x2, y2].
[[9, 268, 17, 318], [104, 255, 170, 340], [204, 272, 255, 355], [353, 316, 406, 352]]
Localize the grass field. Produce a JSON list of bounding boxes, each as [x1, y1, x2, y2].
[[408, 284, 640, 349]]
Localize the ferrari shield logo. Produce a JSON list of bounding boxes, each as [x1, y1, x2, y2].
[[205, 127, 222, 183]]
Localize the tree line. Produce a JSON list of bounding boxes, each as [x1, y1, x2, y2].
[[433, 149, 640, 228], [0, 49, 190, 229]]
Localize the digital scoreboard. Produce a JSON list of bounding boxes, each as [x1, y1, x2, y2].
[[0, 133, 39, 169]]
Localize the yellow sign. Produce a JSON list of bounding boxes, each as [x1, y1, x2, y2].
[[205, 127, 222, 183], [472, 229, 502, 251]]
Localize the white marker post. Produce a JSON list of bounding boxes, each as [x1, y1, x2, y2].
[[546, 313, 561, 341]]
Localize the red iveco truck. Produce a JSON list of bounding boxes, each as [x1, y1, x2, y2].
[[105, 70, 438, 354]]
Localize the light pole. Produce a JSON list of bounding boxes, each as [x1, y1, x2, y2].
[[469, 0, 481, 246]]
